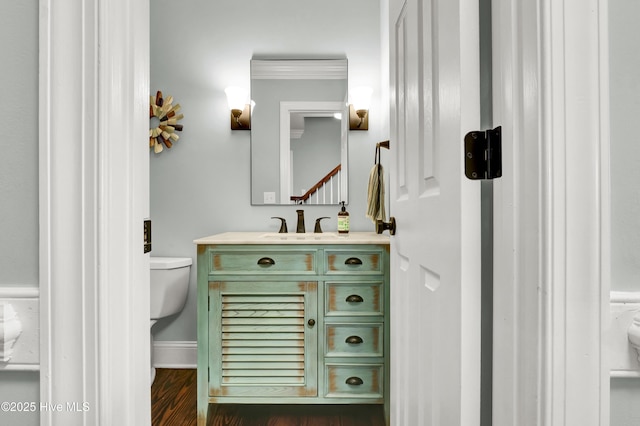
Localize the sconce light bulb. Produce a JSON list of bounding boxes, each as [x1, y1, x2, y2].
[[225, 86, 251, 130], [350, 86, 373, 111], [225, 86, 249, 111]]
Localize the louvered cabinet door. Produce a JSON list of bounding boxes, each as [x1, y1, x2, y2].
[[208, 280, 318, 398]]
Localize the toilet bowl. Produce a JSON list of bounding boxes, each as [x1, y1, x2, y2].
[[150, 256, 192, 384]]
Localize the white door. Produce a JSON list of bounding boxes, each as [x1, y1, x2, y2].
[[388, 0, 481, 424]]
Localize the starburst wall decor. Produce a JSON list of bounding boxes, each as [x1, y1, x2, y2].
[[149, 90, 184, 154]]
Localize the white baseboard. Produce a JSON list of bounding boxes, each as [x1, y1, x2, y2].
[[610, 291, 640, 378], [153, 340, 197, 369]]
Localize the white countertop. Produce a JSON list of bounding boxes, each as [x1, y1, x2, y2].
[[193, 231, 390, 245]]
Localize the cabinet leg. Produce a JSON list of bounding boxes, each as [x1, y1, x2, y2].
[[197, 413, 206, 426], [198, 403, 218, 425], [197, 405, 208, 426]]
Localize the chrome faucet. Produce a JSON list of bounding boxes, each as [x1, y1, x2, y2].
[[296, 210, 305, 233]]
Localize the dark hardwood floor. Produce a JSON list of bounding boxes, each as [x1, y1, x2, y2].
[[151, 369, 386, 426], [152, 368, 198, 426]]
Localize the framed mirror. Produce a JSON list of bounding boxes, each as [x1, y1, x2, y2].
[[250, 59, 348, 205]]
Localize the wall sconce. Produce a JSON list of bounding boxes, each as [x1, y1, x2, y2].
[[225, 86, 251, 130], [349, 86, 372, 130]]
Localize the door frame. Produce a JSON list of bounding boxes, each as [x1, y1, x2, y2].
[[278, 101, 348, 204], [39, 0, 611, 424], [39, 0, 150, 424], [491, 0, 610, 424]]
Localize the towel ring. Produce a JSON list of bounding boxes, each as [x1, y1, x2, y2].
[[374, 140, 390, 164]]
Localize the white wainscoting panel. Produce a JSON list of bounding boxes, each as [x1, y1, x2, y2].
[[0, 303, 21, 362], [610, 292, 640, 378], [153, 341, 197, 369], [0, 287, 39, 371]]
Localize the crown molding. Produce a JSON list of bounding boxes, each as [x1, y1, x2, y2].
[[251, 59, 347, 79]]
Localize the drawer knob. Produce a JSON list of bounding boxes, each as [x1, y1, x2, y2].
[[308, 319, 316, 327], [257, 257, 275, 266], [345, 335, 363, 344], [344, 257, 363, 266], [345, 294, 364, 303], [345, 376, 364, 386]]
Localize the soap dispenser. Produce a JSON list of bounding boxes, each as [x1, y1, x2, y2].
[[337, 201, 350, 234]]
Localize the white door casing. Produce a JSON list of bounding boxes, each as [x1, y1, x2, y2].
[[541, 0, 611, 423], [39, 0, 151, 425], [388, 0, 481, 424], [490, 0, 543, 424], [490, 0, 611, 425]]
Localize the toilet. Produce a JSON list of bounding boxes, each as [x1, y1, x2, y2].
[[149, 256, 192, 384]]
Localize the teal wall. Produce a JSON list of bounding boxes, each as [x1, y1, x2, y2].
[[609, 0, 640, 424], [0, 1, 39, 285], [611, 378, 640, 426], [610, 0, 640, 292], [0, 1, 39, 426], [0, 372, 40, 426]]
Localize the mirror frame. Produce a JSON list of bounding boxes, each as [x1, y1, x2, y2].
[[279, 101, 348, 204]]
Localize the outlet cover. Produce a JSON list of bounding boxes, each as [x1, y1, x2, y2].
[[263, 192, 276, 204]]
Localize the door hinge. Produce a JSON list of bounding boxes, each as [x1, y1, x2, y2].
[[464, 126, 502, 180], [143, 219, 152, 253]]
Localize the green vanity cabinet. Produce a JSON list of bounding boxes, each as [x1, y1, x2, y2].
[[194, 232, 390, 426], [207, 280, 319, 398]]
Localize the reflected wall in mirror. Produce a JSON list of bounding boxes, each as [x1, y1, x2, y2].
[[250, 59, 348, 205]]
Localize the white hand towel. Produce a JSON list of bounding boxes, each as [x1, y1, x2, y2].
[[366, 163, 386, 223]]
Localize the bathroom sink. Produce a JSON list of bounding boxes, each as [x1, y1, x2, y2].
[[259, 232, 339, 241], [193, 232, 390, 245]]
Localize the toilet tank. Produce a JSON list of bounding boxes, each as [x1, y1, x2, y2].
[[150, 257, 192, 320], [150, 257, 192, 270]]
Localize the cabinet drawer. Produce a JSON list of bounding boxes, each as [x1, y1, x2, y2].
[[208, 250, 317, 274], [325, 364, 383, 399], [324, 249, 385, 275], [325, 323, 383, 357], [326, 282, 384, 316]]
